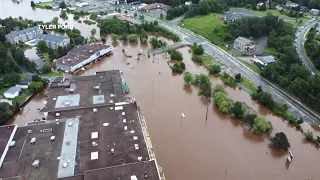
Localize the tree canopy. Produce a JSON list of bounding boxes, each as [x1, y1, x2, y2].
[[0, 102, 13, 124], [270, 132, 291, 151]]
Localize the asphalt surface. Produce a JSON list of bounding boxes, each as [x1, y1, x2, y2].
[[295, 19, 319, 75], [128, 11, 320, 126]]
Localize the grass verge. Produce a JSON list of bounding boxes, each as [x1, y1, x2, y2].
[[181, 13, 229, 50], [46, 71, 63, 77], [36, 1, 54, 8], [240, 60, 262, 74], [242, 78, 258, 91]]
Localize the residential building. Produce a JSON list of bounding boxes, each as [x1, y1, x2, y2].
[[5, 26, 43, 45], [257, 2, 269, 9], [252, 55, 277, 68], [300, 6, 309, 12], [0, 24, 5, 29], [55, 44, 113, 72], [0, 71, 163, 180], [16, 78, 32, 89], [140, 3, 170, 12], [310, 9, 320, 15], [233, 37, 256, 52], [185, 1, 192, 5], [3, 86, 21, 99], [37, 34, 70, 49]]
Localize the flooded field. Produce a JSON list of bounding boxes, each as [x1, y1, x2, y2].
[[6, 37, 320, 180]]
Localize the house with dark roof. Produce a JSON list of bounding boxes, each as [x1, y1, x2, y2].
[[3, 86, 21, 99], [37, 34, 70, 49], [233, 37, 256, 52], [140, 3, 170, 12], [16, 78, 32, 89], [5, 26, 43, 45]]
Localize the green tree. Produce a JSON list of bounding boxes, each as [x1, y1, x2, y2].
[[139, 15, 145, 20], [134, 13, 137, 18], [183, 72, 194, 85], [91, 28, 96, 36], [235, 73, 242, 82], [169, 49, 183, 60], [180, 62, 186, 70], [3, 73, 21, 86], [304, 131, 314, 142], [37, 40, 48, 52], [270, 132, 291, 151], [244, 113, 257, 129], [160, 13, 164, 19], [60, 10, 68, 19], [154, 20, 158, 26], [219, 99, 234, 113], [42, 63, 51, 74], [213, 84, 226, 94], [31, 1, 36, 7], [59, 1, 67, 9], [32, 75, 41, 82], [253, 116, 273, 135], [128, 34, 138, 42], [140, 30, 148, 43], [28, 81, 44, 93], [0, 102, 13, 123], [231, 101, 247, 119], [209, 64, 221, 74]]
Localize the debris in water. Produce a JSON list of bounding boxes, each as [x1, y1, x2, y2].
[[159, 72, 161, 74], [126, 62, 130, 65]]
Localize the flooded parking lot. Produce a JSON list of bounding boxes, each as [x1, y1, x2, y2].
[[6, 38, 320, 180]]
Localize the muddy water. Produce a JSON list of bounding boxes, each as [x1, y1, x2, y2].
[[8, 38, 320, 180]]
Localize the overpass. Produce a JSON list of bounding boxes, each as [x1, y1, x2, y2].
[[150, 42, 188, 55]]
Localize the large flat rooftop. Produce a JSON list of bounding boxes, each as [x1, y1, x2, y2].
[[0, 121, 66, 180], [55, 44, 111, 67], [0, 125, 16, 159], [47, 103, 150, 175], [41, 70, 124, 113]]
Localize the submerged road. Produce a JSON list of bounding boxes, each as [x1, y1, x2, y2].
[[134, 13, 320, 126]]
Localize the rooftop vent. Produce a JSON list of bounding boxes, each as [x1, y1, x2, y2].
[[110, 94, 115, 97], [62, 60, 65, 64], [9, 141, 16, 147], [67, 59, 71, 61], [56, 119, 59, 121], [103, 123, 109, 127], [90, 50, 93, 52], [56, 113, 60, 117], [134, 144, 139, 150], [50, 136, 55, 141], [131, 175, 138, 180], [32, 159, 40, 168], [92, 142, 98, 146], [109, 100, 113, 103], [124, 126, 127, 130], [62, 162, 68, 168], [28, 130, 33, 133], [133, 136, 138, 140], [91, 152, 99, 160], [64, 101, 70, 106], [122, 112, 125, 116], [130, 129, 135, 134], [110, 107, 114, 110], [30, 137, 37, 144], [115, 106, 124, 111], [69, 89, 74, 93], [137, 157, 142, 161], [111, 148, 114, 154], [53, 97, 57, 101], [68, 122, 73, 127], [123, 119, 126, 123], [91, 132, 98, 139], [93, 108, 98, 112]]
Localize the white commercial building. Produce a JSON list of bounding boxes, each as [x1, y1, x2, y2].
[[5, 26, 43, 45]]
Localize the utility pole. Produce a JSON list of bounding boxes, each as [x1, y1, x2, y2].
[[224, 171, 227, 180], [181, 113, 185, 128]]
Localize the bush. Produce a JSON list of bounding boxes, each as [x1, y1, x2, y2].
[[171, 63, 184, 73], [220, 72, 237, 87], [169, 49, 183, 61], [209, 64, 221, 74], [42, 63, 52, 74], [128, 34, 138, 42], [253, 116, 273, 135], [304, 131, 314, 142], [180, 62, 186, 70]]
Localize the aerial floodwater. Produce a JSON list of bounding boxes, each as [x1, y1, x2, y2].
[[1, 1, 320, 178], [6, 37, 320, 180]]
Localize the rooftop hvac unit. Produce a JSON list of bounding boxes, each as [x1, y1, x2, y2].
[[44, 100, 47, 105], [62, 162, 68, 168], [56, 113, 60, 117], [93, 86, 100, 89], [67, 59, 71, 61], [92, 142, 98, 146], [109, 100, 113, 103], [51, 136, 55, 141], [111, 148, 114, 154], [137, 157, 142, 161], [124, 126, 127, 130], [28, 130, 33, 133], [103, 123, 109, 126], [131, 175, 138, 180], [123, 119, 126, 123], [133, 136, 138, 140], [62, 60, 65, 64], [53, 97, 57, 101], [32, 159, 40, 168], [130, 129, 135, 134], [134, 144, 139, 150], [68, 122, 73, 127], [90, 50, 93, 52], [93, 108, 98, 112], [9, 141, 16, 147], [30, 137, 37, 144], [110, 94, 115, 97], [122, 112, 125, 116], [69, 89, 74, 93]]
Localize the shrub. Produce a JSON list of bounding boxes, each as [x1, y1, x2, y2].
[[253, 116, 273, 135], [270, 132, 291, 151], [169, 49, 183, 61], [209, 64, 221, 74]]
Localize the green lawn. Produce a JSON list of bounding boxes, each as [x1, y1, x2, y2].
[[46, 71, 63, 77], [263, 47, 280, 57], [201, 55, 213, 67], [36, 1, 54, 8], [240, 60, 262, 74], [19, 73, 29, 79], [181, 13, 229, 50], [0, 87, 8, 94], [242, 78, 258, 91], [43, 52, 50, 61]]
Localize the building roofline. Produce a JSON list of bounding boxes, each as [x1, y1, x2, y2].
[[0, 124, 17, 168]]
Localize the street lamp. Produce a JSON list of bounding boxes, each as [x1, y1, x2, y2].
[[181, 113, 185, 128]]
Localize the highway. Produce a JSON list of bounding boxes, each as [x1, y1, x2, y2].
[[295, 19, 319, 75], [131, 13, 320, 126]]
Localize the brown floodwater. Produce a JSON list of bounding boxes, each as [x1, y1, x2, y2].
[[7, 38, 320, 180]]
